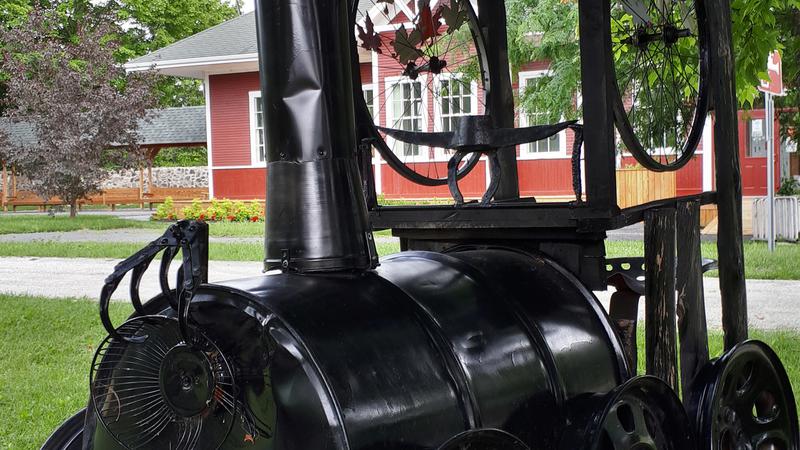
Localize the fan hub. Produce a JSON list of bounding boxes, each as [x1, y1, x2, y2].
[[159, 344, 214, 418]]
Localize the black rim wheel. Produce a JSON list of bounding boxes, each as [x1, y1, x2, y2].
[[438, 428, 531, 450], [609, 0, 710, 172], [351, 0, 487, 186], [689, 340, 799, 450], [588, 376, 695, 450]]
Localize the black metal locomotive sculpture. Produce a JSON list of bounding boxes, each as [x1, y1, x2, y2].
[[43, 0, 799, 449]]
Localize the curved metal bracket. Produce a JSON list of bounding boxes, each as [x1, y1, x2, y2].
[[378, 117, 576, 151], [98, 221, 209, 344]]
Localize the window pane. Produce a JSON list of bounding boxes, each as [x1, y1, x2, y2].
[[748, 118, 766, 157], [363, 87, 374, 117]]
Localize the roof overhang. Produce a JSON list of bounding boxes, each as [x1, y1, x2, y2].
[[125, 53, 259, 79]]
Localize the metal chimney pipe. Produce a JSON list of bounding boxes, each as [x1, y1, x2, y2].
[[254, 0, 377, 272]]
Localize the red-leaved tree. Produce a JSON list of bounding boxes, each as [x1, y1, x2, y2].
[[0, 6, 157, 217]]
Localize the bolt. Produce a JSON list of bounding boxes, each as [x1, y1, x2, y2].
[[722, 407, 738, 425]]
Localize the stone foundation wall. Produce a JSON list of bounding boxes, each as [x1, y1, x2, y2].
[[12, 167, 208, 192], [101, 167, 209, 189]]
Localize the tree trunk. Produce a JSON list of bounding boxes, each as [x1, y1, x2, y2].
[[69, 199, 78, 218]]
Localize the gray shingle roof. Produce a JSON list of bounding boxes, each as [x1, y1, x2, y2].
[[137, 106, 207, 146], [129, 13, 258, 64], [128, 2, 380, 65], [0, 119, 38, 148], [0, 106, 207, 149]]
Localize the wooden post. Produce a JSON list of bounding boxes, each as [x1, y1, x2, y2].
[[579, 0, 618, 211], [147, 161, 154, 194], [1, 160, 7, 212], [11, 167, 17, 197], [645, 208, 678, 391], [608, 288, 641, 374], [677, 200, 709, 398], [478, 0, 519, 201], [707, 0, 748, 349], [138, 165, 145, 209]]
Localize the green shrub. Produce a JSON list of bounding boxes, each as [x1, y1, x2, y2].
[[152, 197, 264, 222], [778, 178, 800, 196], [152, 197, 177, 221], [153, 147, 208, 167], [181, 199, 204, 220], [239, 200, 264, 222]]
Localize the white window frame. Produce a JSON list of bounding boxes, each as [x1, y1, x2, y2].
[[518, 70, 568, 159], [248, 90, 267, 166], [433, 73, 478, 160], [384, 75, 429, 162], [362, 83, 378, 125]]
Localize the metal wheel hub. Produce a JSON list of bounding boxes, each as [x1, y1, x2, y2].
[[689, 340, 799, 450], [437, 428, 530, 450], [630, 25, 691, 47], [580, 376, 695, 450], [604, 398, 658, 449], [159, 344, 214, 418]]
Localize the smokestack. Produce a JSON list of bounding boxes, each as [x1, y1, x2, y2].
[[254, 0, 377, 273]]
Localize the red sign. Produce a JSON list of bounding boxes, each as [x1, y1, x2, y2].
[[759, 51, 785, 96]]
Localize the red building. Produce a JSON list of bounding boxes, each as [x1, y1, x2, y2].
[[126, 11, 796, 202]]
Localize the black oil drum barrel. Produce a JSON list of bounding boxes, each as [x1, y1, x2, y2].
[[197, 249, 627, 449], [52, 249, 627, 450]]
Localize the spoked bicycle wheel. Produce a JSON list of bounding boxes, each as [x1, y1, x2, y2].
[[351, 0, 488, 186], [609, 0, 710, 172]]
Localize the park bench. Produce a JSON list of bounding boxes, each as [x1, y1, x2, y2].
[[88, 188, 144, 210], [6, 191, 91, 211], [146, 187, 209, 206], [4, 187, 209, 212]]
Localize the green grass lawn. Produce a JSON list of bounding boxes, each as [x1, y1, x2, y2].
[[0, 238, 797, 280], [0, 240, 402, 261], [0, 213, 797, 279], [606, 240, 800, 280], [1, 294, 799, 449], [0, 214, 396, 238], [0, 214, 269, 237], [0, 215, 155, 235]]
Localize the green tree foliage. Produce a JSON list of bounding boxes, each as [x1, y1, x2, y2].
[[153, 147, 209, 167], [0, 0, 241, 109], [0, 6, 158, 217], [774, 7, 799, 137], [105, 0, 241, 107], [0, 0, 32, 27], [507, 0, 799, 140], [732, 0, 799, 107], [507, 0, 581, 124]]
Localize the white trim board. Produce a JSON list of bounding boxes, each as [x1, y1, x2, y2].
[[204, 74, 215, 199]]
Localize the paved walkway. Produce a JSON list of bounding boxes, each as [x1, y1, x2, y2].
[[0, 228, 263, 244], [0, 228, 399, 245], [0, 256, 797, 330]]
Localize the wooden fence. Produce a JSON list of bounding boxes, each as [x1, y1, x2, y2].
[[2, 187, 208, 211], [616, 168, 677, 209]]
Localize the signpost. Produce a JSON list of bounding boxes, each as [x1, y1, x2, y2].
[[758, 51, 786, 251]]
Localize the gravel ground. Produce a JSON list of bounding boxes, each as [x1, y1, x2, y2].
[[0, 256, 797, 330]]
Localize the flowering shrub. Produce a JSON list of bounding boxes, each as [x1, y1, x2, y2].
[[152, 197, 264, 222], [181, 199, 204, 220], [152, 197, 177, 221]]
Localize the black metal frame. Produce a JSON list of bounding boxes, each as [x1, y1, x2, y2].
[[357, 0, 748, 398]]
